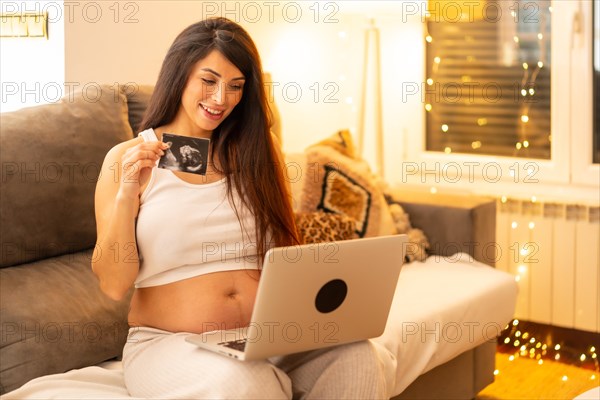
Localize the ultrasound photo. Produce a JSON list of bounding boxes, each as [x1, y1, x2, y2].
[[158, 133, 210, 176]]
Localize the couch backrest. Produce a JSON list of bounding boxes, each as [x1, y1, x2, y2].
[[0, 85, 136, 268], [124, 84, 154, 135]]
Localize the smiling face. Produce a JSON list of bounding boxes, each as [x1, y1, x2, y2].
[[173, 50, 245, 138]]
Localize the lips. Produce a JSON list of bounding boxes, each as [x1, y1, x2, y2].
[[201, 104, 223, 115], [200, 103, 225, 121]]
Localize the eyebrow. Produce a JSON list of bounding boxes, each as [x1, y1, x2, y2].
[[200, 67, 245, 81]]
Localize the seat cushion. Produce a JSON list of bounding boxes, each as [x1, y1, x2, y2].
[[0, 250, 130, 394]]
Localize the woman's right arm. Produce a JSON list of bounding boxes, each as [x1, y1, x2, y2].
[[91, 137, 166, 301]]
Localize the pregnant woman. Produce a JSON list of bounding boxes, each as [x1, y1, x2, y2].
[[92, 17, 386, 399]]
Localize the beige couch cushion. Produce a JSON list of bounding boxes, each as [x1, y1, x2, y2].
[[0, 85, 133, 268], [295, 130, 397, 238], [124, 84, 154, 134], [0, 251, 130, 394]]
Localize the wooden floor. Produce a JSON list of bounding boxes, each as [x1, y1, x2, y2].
[[477, 351, 599, 399]]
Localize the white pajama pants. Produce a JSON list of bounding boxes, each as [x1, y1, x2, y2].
[[122, 327, 388, 399]]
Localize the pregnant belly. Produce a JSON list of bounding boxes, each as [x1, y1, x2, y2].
[[127, 269, 261, 333]]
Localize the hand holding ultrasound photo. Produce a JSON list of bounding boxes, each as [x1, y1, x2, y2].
[[158, 133, 210, 176]]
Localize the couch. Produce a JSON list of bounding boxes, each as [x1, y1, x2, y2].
[[0, 84, 517, 398]]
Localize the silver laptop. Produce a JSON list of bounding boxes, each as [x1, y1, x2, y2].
[[185, 234, 407, 361]]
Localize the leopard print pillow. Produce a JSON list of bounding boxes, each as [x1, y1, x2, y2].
[[295, 211, 357, 244]]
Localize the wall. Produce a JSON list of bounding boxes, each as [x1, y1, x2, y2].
[[63, 0, 426, 181], [245, 5, 425, 180], [0, 0, 65, 112], [64, 1, 199, 86]]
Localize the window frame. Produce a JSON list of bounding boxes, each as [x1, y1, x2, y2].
[[403, 0, 598, 200], [571, 0, 599, 186]]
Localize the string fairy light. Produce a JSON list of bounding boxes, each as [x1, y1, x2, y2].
[[495, 319, 600, 384], [514, 0, 551, 157], [493, 191, 599, 383], [424, 1, 551, 157], [423, 14, 453, 154]]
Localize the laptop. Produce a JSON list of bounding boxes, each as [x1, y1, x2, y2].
[[185, 234, 407, 361]]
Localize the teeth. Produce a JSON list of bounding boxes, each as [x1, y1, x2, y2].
[[202, 104, 222, 115]]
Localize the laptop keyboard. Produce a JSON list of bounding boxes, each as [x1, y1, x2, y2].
[[218, 338, 247, 352]]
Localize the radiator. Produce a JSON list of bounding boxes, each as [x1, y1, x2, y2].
[[496, 199, 600, 333]]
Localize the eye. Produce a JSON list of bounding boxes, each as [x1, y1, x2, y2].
[[202, 78, 216, 85], [229, 84, 243, 91]]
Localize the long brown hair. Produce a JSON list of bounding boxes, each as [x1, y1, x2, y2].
[[140, 17, 299, 261]]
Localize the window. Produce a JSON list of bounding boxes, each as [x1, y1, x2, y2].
[[407, 0, 599, 193], [425, 0, 551, 159]]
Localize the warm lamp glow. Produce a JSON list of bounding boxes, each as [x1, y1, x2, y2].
[[427, 0, 487, 21]]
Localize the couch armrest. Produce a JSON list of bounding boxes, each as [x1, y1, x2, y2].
[[389, 189, 496, 266]]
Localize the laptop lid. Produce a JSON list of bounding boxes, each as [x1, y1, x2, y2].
[[240, 234, 407, 360]]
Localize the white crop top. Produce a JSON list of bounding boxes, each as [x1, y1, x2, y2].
[[134, 129, 260, 288]]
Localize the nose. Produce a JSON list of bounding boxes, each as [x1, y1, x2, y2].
[[210, 82, 226, 105]]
